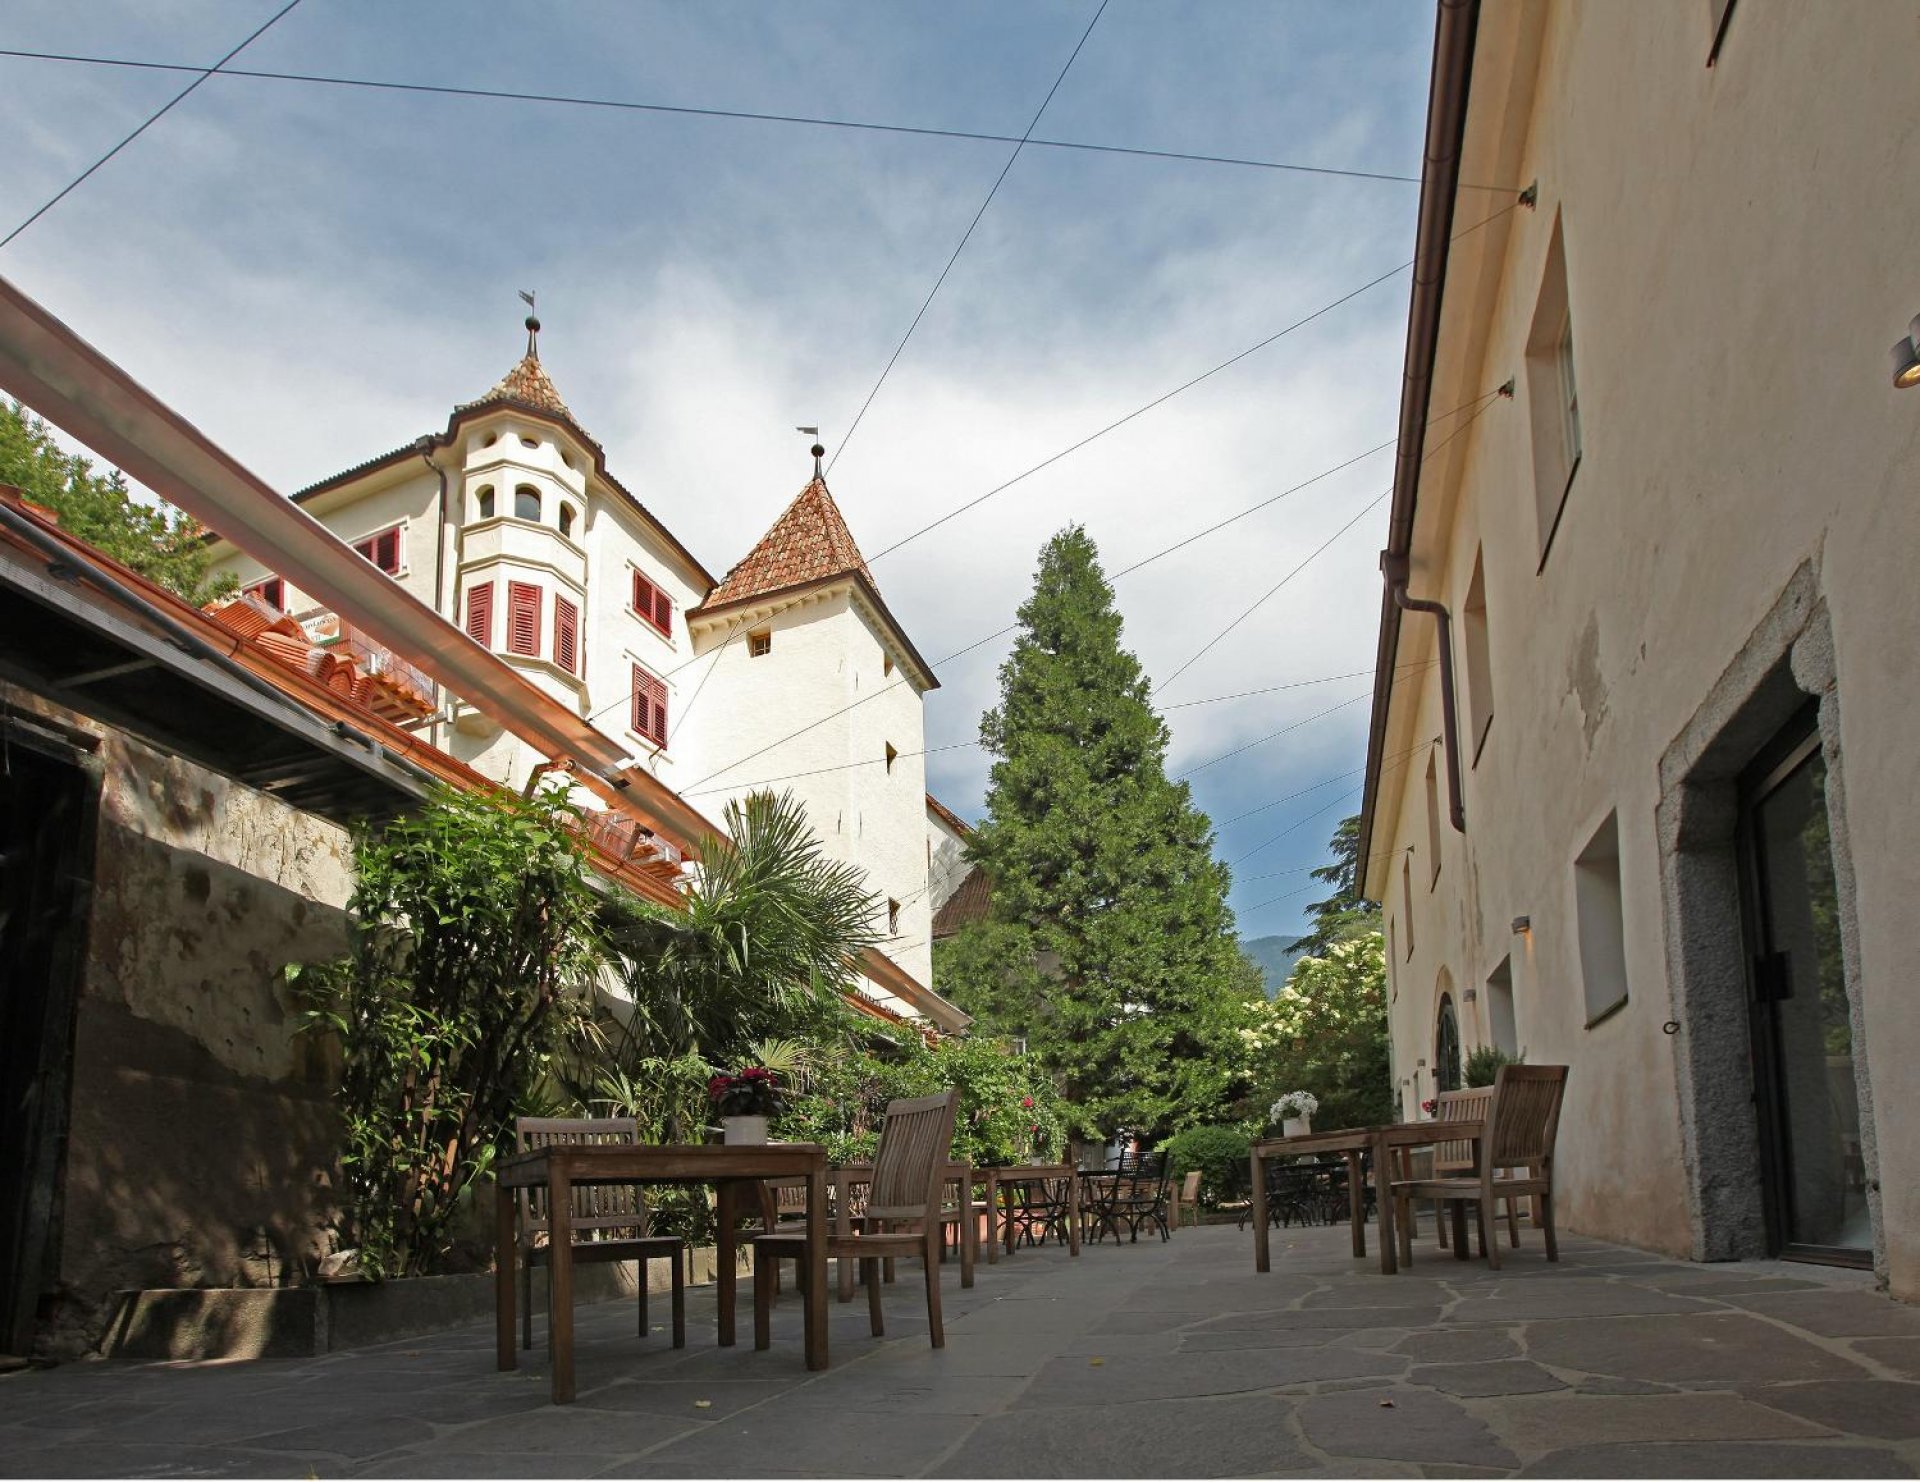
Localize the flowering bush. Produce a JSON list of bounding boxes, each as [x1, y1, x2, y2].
[[708, 1066, 784, 1118], [1271, 1090, 1319, 1122]]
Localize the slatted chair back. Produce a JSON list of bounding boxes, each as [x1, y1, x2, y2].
[[1432, 1087, 1495, 1175], [1485, 1065, 1569, 1169], [515, 1117, 647, 1242], [865, 1091, 960, 1223]]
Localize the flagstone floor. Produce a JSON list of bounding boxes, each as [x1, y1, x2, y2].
[[4, 1220, 1920, 1478]]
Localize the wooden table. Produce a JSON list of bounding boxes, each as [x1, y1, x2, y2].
[[1250, 1120, 1487, 1277], [980, 1164, 1082, 1260], [495, 1142, 828, 1402], [830, 1163, 980, 1301]]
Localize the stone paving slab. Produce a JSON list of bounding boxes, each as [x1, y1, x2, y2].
[[4, 1222, 1920, 1477]]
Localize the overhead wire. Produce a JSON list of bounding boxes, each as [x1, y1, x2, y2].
[[827, 0, 1108, 474], [0, 47, 1522, 191], [1, 1, 304, 249]]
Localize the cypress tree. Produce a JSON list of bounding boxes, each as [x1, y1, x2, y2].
[[940, 526, 1250, 1144]]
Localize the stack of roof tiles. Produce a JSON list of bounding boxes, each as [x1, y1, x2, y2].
[[206, 593, 435, 726]]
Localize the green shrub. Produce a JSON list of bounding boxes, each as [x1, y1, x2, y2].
[[1163, 1125, 1252, 1206], [1463, 1044, 1522, 1088]]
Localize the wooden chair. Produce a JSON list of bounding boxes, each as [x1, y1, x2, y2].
[[514, 1117, 686, 1350], [1174, 1170, 1203, 1229], [753, 1091, 959, 1349], [1391, 1065, 1567, 1271], [1424, 1088, 1496, 1253]]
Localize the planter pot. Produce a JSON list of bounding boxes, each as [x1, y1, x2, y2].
[[1282, 1116, 1312, 1138], [722, 1115, 770, 1145]]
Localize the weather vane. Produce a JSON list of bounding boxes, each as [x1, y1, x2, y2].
[[519, 289, 539, 356], [796, 425, 824, 477]]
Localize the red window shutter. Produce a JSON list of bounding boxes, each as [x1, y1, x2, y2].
[[632, 570, 646, 616], [630, 665, 667, 746], [354, 527, 402, 574], [653, 586, 672, 634], [507, 581, 541, 657], [464, 582, 493, 646], [633, 571, 672, 636], [554, 596, 579, 674]]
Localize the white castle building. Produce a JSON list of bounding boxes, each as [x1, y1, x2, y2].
[[205, 322, 969, 1027]]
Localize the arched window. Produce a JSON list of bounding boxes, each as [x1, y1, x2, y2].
[[558, 503, 576, 540], [514, 484, 541, 522], [1434, 993, 1462, 1094], [474, 484, 494, 520]]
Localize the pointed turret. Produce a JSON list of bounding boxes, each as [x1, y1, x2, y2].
[[705, 459, 876, 609], [458, 300, 576, 423]]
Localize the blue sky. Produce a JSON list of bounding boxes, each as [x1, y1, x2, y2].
[[0, 0, 1440, 945]]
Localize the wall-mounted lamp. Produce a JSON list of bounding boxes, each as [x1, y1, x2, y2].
[[1893, 313, 1920, 389], [1462, 988, 1478, 1003], [1511, 915, 1532, 934]]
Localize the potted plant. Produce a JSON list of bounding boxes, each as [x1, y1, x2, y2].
[[1271, 1091, 1319, 1139], [708, 1067, 785, 1144]]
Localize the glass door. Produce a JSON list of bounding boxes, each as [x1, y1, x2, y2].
[[1740, 712, 1869, 1265]]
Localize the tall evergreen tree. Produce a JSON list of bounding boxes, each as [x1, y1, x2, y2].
[[1296, 812, 1380, 955], [939, 526, 1250, 1144]]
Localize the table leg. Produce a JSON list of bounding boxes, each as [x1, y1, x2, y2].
[[716, 1181, 737, 1347], [1346, 1150, 1367, 1261], [1067, 1171, 1081, 1257], [548, 1167, 575, 1404], [1374, 1137, 1397, 1275], [1252, 1150, 1270, 1272], [985, 1171, 999, 1265], [960, 1173, 976, 1288], [804, 1163, 829, 1371], [495, 1181, 517, 1371], [835, 1173, 855, 1303]]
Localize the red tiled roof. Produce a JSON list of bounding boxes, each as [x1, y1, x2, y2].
[[205, 594, 436, 727], [703, 476, 873, 610], [925, 793, 973, 838], [931, 866, 991, 940], [459, 351, 574, 423]]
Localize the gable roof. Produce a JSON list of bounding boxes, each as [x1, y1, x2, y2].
[[925, 792, 973, 837], [703, 475, 873, 609], [931, 865, 991, 940]]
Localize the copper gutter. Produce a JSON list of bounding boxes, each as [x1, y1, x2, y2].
[[1356, 0, 1481, 885], [0, 273, 721, 855]]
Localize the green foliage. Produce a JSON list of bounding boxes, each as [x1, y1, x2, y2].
[[1238, 929, 1394, 1134], [773, 1033, 1067, 1168], [601, 790, 883, 1069], [940, 526, 1254, 1144], [292, 784, 604, 1278], [1463, 1044, 1522, 1088], [1163, 1124, 1252, 1206], [0, 399, 236, 606], [1296, 813, 1381, 957]]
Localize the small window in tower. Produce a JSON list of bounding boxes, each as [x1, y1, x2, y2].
[[475, 485, 495, 520], [464, 581, 493, 646], [748, 630, 772, 658], [507, 581, 541, 657], [520, 435, 539, 449], [887, 899, 901, 935], [885, 742, 898, 774], [514, 485, 541, 522], [558, 503, 576, 540], [554, 595, 580, 674]]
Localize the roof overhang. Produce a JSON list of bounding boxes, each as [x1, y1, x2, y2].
[[924, 792, 973, 837], [859, 946, 971, 1036], [0, 493, 433, 821], [0, 274, 725, 856], [1356, 0, 1484, 896], [690, 571, 940, 692]]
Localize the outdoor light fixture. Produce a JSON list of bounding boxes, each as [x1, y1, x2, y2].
[[1893, 313, 1920, 389], [1511, 915, 1532, 934]]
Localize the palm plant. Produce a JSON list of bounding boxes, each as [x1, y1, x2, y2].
[[601, 790, 884, 1077]]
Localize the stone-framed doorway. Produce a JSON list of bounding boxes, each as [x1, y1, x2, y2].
[[1654, 561, 1882, 1276]]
